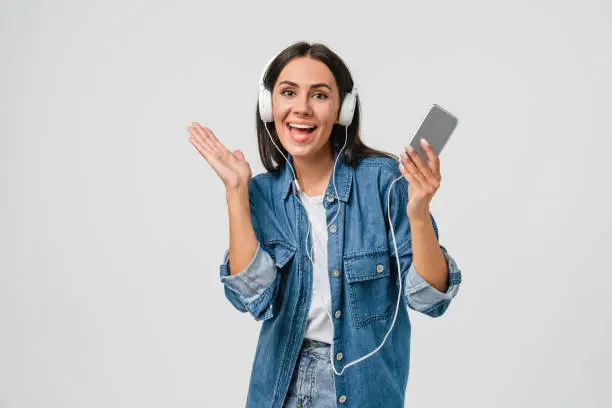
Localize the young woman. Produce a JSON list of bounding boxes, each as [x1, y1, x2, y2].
[[187, 41, 462, 408]]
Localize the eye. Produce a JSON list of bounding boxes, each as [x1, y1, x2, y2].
[[313, 92, 328, 100], [281, 89, 295, 97]]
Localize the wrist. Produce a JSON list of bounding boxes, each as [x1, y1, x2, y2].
[[226, 185, 249, 201], [407, 207, 430, 225], [408, 216, 430, 227]]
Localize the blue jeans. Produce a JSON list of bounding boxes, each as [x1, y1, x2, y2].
[[282, 339, 337, 408]]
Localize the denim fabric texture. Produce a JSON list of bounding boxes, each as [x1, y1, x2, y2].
[[282, 339, 336, 408], [219, 152, 463, 407]]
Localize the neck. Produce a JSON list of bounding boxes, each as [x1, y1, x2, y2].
[[292, 145, 335, 197]]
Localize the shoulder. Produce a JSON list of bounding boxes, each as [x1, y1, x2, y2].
[[249, 171, 275, 189], [353, 156, 408, 196], [248, 171, 281, 200], [356, 156, 401, 176]]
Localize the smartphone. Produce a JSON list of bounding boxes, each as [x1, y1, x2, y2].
[[408, 104, 458, 162]]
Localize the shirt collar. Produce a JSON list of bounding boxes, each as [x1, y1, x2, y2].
[[279, 151, 353, 202]]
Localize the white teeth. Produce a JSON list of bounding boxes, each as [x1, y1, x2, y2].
[[288, 123, 316, 129]]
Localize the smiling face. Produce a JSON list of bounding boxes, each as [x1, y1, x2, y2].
[[271, 56, 341, 160]]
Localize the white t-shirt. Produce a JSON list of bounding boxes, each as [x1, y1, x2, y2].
[[296, 185, 334, 344]]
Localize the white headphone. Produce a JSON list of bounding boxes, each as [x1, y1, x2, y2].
[[257, 47, 405, 377], [258, 52, 358, 126]]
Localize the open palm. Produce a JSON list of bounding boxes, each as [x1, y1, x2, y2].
[[187, 122, 252, 190]]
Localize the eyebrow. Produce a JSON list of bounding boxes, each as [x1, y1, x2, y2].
[[278, 80, 332, 92]]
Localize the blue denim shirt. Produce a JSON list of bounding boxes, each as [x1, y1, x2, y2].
[[219, 152, 462, 407]]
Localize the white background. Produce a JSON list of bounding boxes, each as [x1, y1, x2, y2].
[[2, 0, 611, 406]]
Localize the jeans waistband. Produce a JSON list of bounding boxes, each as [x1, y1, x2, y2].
[[302, 338, 330, 349]]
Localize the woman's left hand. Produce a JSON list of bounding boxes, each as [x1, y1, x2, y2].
[[398, 138, 442, 222]]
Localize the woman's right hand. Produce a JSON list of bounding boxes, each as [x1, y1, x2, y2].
[[188, 122, 252, 190]]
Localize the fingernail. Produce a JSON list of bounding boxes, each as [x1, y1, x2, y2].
[[401, 152, 407, 160], [405, 145, 414, 153], [399, 161, 404, 170], [420, 138, 429, 146]]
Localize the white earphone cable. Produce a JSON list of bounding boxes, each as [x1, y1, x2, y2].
[[263, 122, 405, 376]]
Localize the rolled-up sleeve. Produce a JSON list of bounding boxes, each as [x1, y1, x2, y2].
[[404, 244, 462, 318], [219, 241, 280, 321]]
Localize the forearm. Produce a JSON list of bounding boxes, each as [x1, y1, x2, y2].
[[408, 213, 449, 293], [226, 186, 259, 276]]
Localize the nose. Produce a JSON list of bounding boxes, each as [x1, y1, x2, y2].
[[293, 93, 312, 116]]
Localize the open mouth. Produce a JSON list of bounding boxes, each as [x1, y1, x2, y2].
[[286, 123, 318, 136]]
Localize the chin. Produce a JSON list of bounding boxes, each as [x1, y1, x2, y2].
[[283, 143, 312, 158]]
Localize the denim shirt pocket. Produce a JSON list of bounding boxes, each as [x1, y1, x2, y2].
[[343, 247, 395, 328]]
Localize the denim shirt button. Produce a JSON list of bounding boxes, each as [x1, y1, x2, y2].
[[331, 269, 340, 277], [336, 352, 343, 360], [329, 224, 337, 233], [326, 194, 335, 202], [338, 395, 347, 403], [376, 264, 384, 273], [334, 310, 342, 318]]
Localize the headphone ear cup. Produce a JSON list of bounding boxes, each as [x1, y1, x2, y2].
[[338, 92, 356, 127], [258, 86, 273, 122]]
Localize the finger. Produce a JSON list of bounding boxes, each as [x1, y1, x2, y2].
[[400, 152, 426, 188], [193, 122, 227, 154], [419, 138, 441, 177], [233, 150, 245, 161], [190, 123, 217, 152], [398, 158, 423, 190], [188, 127, 209, 152], [401, 151, 428, 186], [188, 130, 213, 161], [405, 145, 435, 182], [195, 122, 225, 150]]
